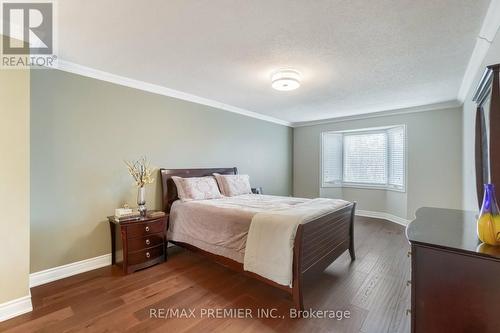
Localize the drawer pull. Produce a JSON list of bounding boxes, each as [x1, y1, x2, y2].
[[406, 280, 411, 287], [145, 239, 150, 245], [406, 309, 411, 316], [145, 226, 150, 232], [146, 252, 151, 259]]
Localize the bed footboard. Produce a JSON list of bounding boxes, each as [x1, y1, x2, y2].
[[292, 202, 356, 310]]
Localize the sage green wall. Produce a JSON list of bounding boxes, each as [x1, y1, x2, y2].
[[293, 107, 463, 220], [30, 69, 292, 273]]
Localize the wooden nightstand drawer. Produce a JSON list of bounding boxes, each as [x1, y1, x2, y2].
[[127, 245, 164, 265], [128, 233, 164, 252], [108, 213, 168, 274], [126, 219, 164, 238]]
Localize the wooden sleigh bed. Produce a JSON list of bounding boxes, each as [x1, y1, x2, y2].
[[160, 167, 356, 310]]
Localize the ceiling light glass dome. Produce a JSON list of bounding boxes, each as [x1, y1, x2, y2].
[[271, 69, 301, 91]]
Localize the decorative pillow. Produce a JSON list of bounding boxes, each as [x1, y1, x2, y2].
[[172, 176, 223, 201], [213, 173, 252, 196]]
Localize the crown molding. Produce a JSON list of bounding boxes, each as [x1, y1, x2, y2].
[[54, 60, 460, 128], [54, 60, 292, 127], [20, 1, 500, 127], [291, 100, 462, 127], [457, 0, 500, 102], [51, 60, 469, 128]]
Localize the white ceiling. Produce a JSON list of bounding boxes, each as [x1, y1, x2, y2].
[[57, 0, 491, 124]]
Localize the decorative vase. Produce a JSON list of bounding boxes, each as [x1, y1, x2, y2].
[[477, 183, 500, 246], [137, 186, 147, 217]]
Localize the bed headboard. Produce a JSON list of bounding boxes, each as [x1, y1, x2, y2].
[[160, 167, 237, 213]]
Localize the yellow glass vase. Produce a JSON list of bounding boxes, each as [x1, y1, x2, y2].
[[477, 184, 500, 246]]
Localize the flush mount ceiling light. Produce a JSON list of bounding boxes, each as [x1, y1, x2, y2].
[[271, 69, 301, 91]]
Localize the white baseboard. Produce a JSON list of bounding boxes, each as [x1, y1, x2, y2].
[[356, 209, 411, 226], [0, 294, 32, 322], [30, 243, 176, 288], [29, 253, 112, 288]]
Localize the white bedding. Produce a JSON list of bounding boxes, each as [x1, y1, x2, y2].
[[168, 194, 351, 286], [168, 194, 309, 262], [244, 198, 350, 287]]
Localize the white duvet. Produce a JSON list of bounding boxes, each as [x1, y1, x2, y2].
[[243, 197, 350, 287], [169, 194, 350, 287]]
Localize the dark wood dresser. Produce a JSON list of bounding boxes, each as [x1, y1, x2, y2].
[[406, 207, 500, 333], [108, 214, 167, 274]]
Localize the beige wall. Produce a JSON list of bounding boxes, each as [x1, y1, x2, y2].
[[0, 68, 30, 303], [293, 107, 463, 220], [462, 33, 500, 211], [30, 69, 293, 272]]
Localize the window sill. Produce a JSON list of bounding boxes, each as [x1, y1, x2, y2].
[[321, 183, 406, 193]]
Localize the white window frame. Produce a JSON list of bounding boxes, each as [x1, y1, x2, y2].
[[320, 125, 407, 192]]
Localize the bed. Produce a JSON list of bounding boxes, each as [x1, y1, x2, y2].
[[160, 167, 356, 310]]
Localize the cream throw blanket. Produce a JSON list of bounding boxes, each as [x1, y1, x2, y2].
[[243, 198, 350, 287]]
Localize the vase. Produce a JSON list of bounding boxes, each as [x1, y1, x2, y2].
[[137, 186, 147, 217], [477, 183, 500, 246]]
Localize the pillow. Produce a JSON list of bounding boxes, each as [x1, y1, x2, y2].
[[213, 173, 252, 196], [172, 176, 223, 201]]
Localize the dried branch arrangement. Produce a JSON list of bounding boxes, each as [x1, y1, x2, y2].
[[124, 156, 155, 187]]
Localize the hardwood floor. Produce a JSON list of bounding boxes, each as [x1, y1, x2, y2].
[[0, 217, 410, 333]]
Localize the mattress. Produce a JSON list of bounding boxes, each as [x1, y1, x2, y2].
[[168, 194, 314, 263]]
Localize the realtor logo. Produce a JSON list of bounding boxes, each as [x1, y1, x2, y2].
[[1, 1, 56, 68]]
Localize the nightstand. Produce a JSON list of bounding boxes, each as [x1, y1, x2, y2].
[[107, 213, 167, 274]]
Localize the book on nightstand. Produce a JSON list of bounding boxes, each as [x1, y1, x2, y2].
[[113, 208, 141, 222], [113, 210, 165, 223], [113, 214, 141, 223], [147, 211, 166, 218]]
